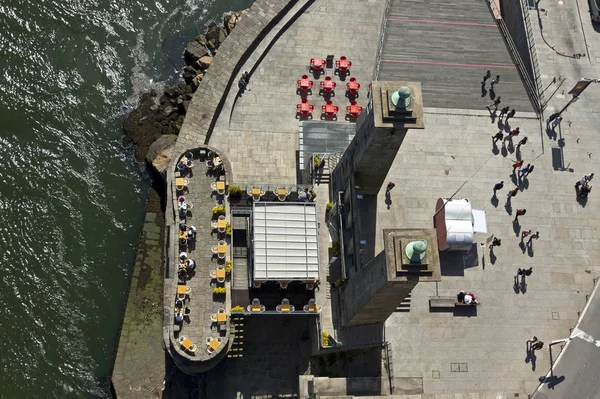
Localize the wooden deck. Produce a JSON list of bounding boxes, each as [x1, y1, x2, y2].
[[378, 0, 534, 112]]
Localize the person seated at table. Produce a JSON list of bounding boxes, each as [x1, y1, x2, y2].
[[179, 223, 187, 231], [178, 267, 187, 278], [457, 291, 466, 303], [187, 259, 196, 271], [308, 190, 317, 202], [175, 299, 184, 309], [174, 311, 184, 323], [187, 225, 197, 240], [297, 189, 308, 202], [179, 207, 186, 219], [179, 252, 188, 260]]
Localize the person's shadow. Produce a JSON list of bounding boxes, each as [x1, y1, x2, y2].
[[513, 219, 521, 236], [525, 341, 537, 370], [539, 375, 565, 389], [491, 193, 499, 207], [385, 191, 392, 210], [489, 248, 497, 264], [501, 142, 508, 157], [489, 87, 496, 99], [515, 146, 522, 161], [492, 139, 500, 155], [527, 244, 535, 257], [505, 198, 513, 214], [481, 83, 487, 97], [520, 276, 527, 293], [519, 241, 526, 253]]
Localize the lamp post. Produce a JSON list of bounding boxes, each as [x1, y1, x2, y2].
[[557, 78, 600, 116]]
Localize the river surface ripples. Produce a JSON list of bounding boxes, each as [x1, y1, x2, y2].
[[0, 0, 251, 396]]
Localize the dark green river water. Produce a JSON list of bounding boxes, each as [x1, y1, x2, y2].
[[0, 0, 252, 396]]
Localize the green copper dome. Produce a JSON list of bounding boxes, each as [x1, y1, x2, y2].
[[405, 240, 427, 262], [391, 86, 411, 109]]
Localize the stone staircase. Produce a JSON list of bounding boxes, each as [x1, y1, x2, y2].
[[395, 293, 411, 312]]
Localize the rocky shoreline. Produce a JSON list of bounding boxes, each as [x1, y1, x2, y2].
[[122, 11, 244, 169]]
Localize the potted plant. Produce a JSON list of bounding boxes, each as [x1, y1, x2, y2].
[[313, 155, 322, 170], [322, 331, 331, 347], [225, 223, 232, 236], [225, 260, 232, 275], [228, 185, 242, 198], [326, 202, 334, 213], [212, 205, 225, 216], [231, 305, 244, 313], [213, 287, 226, 295]]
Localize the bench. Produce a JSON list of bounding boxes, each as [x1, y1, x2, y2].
[[429, 296, 456, 308], [429, 296, 482, 308], [455, 301, 480, 307]]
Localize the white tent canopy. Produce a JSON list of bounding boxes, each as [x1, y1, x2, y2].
[[434, 198, 487, 251]]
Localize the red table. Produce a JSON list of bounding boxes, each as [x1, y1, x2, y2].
[[321, 101, 339, 118], [319, 76, 336, 94], [346, 101, 363, 118], [297, 75, 313, 91], [310, 58, 324, 71], [336, 56, 352, 72], [296, 99, 314, 116], [346, 78, 360, 95]]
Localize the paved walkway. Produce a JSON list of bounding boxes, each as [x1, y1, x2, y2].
[[208, 0, 387, 184], [171, 159, 230, 361], [375, 0, 600, 392]]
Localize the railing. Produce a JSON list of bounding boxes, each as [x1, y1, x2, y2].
[[487, 0, 542, 114], [373, 0, 392, 81], [520, 0, 544, 108]]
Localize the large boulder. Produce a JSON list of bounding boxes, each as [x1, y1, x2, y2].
[[184, 40, 208, 65], [196, 55, 213, 70], [146, 134, 178, 174], [224, 12, 243, 34], [205, 22, 227, 50]]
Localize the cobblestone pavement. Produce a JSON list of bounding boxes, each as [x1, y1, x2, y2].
[[209, 0, 386, 185], [173, 161, 230, 360]]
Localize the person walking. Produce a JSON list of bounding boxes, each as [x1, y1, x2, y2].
[[546, 113, 559, 127], [241, 70, 250, 83], [505, 108, 516, 122], [551, 116, 562, 129], [487, 97, 501, 111], [490, 237, 502, 247], [524, 267, 533, 276], [493, 131, 504, 143], [576, 173, 594, 187], [519, 163, 531, 178], [386, 182, 395, 193], [515, 268, 525, 284], [508, 187, 519, 198], [517, 136, 528, 148], [521, 229, 533, 240], [509, 127, 521, 138], [531, 338, 544, 352], [525, 164, 534, 177], [493, 181, 504, 192], [482, 70, 491, 85], [512, 160, 524, 170], [514, 208, 527, 221], [499, 106, 509, 119], [490, 75, 500, 88]]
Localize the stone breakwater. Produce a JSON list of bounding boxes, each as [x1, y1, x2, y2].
[[122, 11, 244, 171]]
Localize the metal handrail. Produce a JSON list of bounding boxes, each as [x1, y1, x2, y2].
[[373, 0, 392, 81], [487, 0, 542, 114], [520, 0, 544, 107]]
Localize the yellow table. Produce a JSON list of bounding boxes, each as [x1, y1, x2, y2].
[[251, 305, 262, 312], [209, 340, 221, 350], [276, 188, 288, 196], [216, 181, 225, 190], [216, 269, 226, 279], [177, 285, 188, 295], [217, 244, 227, 254], [217, 312, 227, 323], [251, 188, 260, 195], [181, 338, 193, 350], [216, 219, 226, 228], [179, 231, 187, 240], [280, 305, 291, 312], [308, 304, 318, 312], [175, 177, 186, 187]]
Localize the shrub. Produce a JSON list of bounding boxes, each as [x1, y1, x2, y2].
[[231, 305, 244, 313], [228, 185, 242, 196], [213, 287, 226, 294], [225, 223, 232, 236], [322, 331, 330, 347], [334, 279, 343, 288], [332, 241, 340, 257], [326, 202, 334, 211], [225, 260, 232, 275], [313, 155, 321, 169], [212, 206, 225, 216]]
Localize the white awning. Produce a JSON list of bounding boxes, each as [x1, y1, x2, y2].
[[472, 209, 488, 233], [252, 203, 319, 281]]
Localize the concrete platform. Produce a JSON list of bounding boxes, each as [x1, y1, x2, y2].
[[378, 0, 534, 112]]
